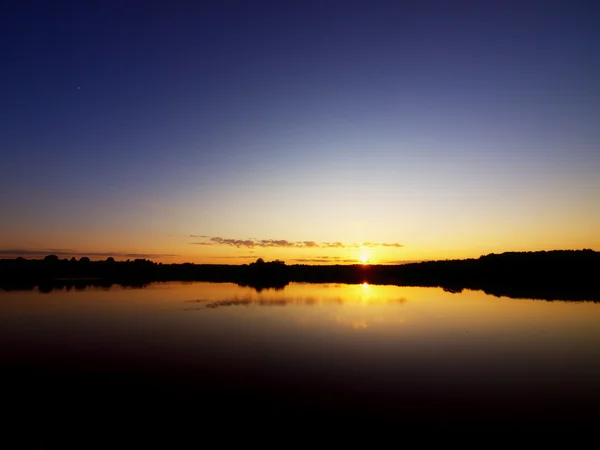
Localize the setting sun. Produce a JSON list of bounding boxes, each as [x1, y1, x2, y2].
[[360, 254, 370, 264]]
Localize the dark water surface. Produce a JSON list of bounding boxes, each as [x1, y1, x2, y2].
[[2, 282, 599, 444]]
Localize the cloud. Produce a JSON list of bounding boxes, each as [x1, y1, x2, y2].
[[292, 258, 359, 264], [0, 249, 179, 259], [190, 236, 403, 249], [378, 259, 428, 265], [210, 255, 261, 259], [194, 237, 256, 248]]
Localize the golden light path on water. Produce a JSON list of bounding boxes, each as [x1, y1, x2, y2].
[[1, 281, 600, 434], [2, 281, 599, 349]]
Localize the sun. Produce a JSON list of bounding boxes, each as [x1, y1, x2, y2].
[[360, 254, 370, 264]]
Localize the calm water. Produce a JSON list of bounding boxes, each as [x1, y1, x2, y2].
[[2, 282, 600, 441]]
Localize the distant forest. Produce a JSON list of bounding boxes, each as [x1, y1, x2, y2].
[[1, 250, 599, 301]]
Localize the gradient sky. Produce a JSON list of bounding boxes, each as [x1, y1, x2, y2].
[[1, 0, 599, 264]]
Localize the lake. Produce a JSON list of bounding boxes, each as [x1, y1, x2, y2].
[[2, 281, 599, 443]]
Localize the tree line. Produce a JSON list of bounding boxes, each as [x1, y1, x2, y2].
[[1, 250, 599, 301]]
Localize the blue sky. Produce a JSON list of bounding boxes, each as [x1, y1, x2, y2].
[[1, 0, 599, 263]]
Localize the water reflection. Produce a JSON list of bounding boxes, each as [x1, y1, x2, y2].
[[184, 283, 409, 309], [3, 277, 600, 302], [1, 281, 600, 441]]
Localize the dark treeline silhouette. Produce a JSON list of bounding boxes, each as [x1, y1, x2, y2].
[[1, 250, 599, 301]]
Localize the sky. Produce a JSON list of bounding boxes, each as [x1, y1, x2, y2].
[[1, 0, 599, 265]]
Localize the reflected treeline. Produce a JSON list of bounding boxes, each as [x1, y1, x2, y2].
[[0, 278, 151, 293], [1, 250, 599, 301], [398, 250, 600, 302]]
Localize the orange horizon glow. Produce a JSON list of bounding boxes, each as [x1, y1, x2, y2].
[[2, 242, 599, 266], [2, 221, 600, 266]]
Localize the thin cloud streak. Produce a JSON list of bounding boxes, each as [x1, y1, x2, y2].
[[190, 236, 403, 249], [0, 249, 179, 259], [293, 258, 359, 264], [379, 259, 429, 265], [210, 255, 260, 259]]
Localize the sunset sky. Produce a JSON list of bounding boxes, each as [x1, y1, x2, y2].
[[1, 0, 599, 264]]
